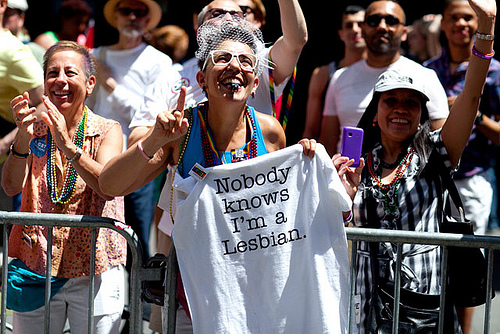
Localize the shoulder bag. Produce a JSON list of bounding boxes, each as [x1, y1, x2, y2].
[[434, 151, 493, 307]]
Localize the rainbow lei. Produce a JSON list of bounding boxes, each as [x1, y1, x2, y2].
[[269, 53, 296, 131], [367, 147, 414, 215], [46, 107, 88, 205], [198, 102, 257, 167]]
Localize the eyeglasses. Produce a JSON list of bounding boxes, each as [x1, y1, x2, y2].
[[365, 14, 402, 27], [117, 7, 149, 18], [239, 5, 255, 16], [203, 50, 258, 72], [207, 8, 245, 20]]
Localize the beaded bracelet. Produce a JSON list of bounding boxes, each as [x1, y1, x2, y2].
[[472, 45, 495, 60], [344, 211, 353, 226], [9, 142, 30, 159], [138, 140, 154, 160], [66, 147, 83, 163]]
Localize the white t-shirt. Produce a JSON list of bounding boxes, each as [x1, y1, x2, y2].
[[171, 144, 352, 333], [129, 47, 288, 129], [90, 43, 176, 145], [323, 56, 449, 151]]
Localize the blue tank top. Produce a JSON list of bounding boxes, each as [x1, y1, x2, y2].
[[179, 104, 268, 178]]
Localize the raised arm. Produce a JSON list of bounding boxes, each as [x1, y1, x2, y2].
[[2, 93, 34, 196], [99, 87, 189, 196], [441, 0, 496, 167], [303, 65, 330, 139], [268, 0, 308, 85]]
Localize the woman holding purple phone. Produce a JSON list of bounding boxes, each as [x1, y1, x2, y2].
[[333, 0, 496, 332]]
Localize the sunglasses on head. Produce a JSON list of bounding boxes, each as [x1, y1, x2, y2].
[[117, 7, 148, 18], [365, 14, 402, 27], [207, 8, 244, 20]]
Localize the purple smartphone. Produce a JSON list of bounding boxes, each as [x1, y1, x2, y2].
[[341, 126, 364, 167]]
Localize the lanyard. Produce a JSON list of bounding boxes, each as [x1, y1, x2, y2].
[[268, 52, 296, 131]]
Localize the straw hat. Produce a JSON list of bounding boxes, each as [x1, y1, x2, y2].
[[103, 0, 162, 31]]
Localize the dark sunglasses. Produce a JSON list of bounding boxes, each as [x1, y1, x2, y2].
[[365, 14, 401, 27], [207, 8, 244, 19], [117, 7, 148, 18]]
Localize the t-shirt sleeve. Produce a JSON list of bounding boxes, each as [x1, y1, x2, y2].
[[130, 67, 182, 129], [429, 128, 457, 174], [7, 45, 43, 93], [424, 69, 449, 121], [265, 47, 289, 99], [322, 70, 340, 117]]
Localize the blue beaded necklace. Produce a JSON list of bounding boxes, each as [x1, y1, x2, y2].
[[46, 107, 88, 205]]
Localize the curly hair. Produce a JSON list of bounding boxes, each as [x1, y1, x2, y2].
[[195, 16, 266, 75]]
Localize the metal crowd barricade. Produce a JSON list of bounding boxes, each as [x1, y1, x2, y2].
[[161, 227, 500, 334], [346, 227, 500, 334], [0, 211, 163, 334]]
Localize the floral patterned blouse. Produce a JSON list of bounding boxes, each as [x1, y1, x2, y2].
[[8, 109, 127, 278]]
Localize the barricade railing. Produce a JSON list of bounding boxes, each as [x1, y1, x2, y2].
[[0, 211, 163, 334], [160, 227, 500, 334], [346, 227, 500, 334]]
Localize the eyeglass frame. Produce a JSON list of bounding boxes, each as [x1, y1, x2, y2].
[[207, 8, 245, 20], [365, 14, 402, 27], [202, 50, 259, 72]]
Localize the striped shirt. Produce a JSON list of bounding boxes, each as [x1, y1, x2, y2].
[[353, 129, 454, 332]]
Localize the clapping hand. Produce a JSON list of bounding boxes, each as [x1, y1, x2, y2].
[[40, 96, 74, 157], [10, 92, 38, 135]]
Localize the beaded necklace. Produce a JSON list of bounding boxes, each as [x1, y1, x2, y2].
[[367, 147, 414, 214], [176, 107, 194, 177], [46, 107, 88, 205], [197, 102, 257, 167], [170, 107, 193, 224]]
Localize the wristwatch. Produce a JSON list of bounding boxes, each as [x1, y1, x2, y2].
[[474, 111, 484, 126], [66, 147, 83, 163]]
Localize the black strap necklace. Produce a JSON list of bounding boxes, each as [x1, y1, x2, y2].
[[380, 150, 407, 169]]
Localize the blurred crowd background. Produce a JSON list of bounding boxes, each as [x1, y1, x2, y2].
[[19, 0, 499, 144]]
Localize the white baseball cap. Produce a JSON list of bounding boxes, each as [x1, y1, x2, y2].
[[374, 69, 429, 101], [7, 0, 29, 11]]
